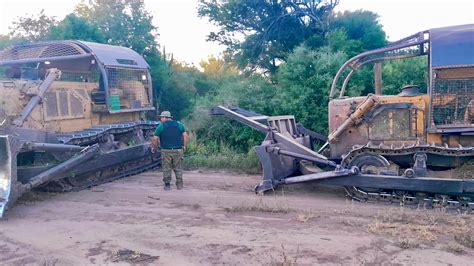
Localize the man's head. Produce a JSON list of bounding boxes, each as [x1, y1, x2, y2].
[[159, 111, 173, 122]]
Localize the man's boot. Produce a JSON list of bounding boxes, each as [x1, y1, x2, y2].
[[164, 183, 171, 191], [176, 183, 183, 190]]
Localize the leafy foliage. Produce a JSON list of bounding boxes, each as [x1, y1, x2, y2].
[[382, 56, 428, 95], [49, 14, 105, 42], [74, 0, 158, 56], [9, 9, 57, 42], [329, 10, 387, 56], [198, 0, 339, 74], [277, 45, 347, 134]]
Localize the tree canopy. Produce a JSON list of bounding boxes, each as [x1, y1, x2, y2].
[[198, 0, 339, 74], [74, 0, 158, 56]]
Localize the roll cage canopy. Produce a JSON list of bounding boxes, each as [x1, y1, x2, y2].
[[0, 40, 149, 69]]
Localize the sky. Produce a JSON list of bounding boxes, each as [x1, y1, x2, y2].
[[1, 0, 473, 65]]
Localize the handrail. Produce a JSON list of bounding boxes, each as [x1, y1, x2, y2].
[[330, 38, 428, 99]]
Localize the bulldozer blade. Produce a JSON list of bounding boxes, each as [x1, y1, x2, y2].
[[0, 135, 20, 218]]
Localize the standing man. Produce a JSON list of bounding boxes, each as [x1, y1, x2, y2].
[[153, 111, 187, 190]]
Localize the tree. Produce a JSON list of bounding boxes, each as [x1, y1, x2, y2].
[[323, 10, 388, 97], [75, 0, 159, 56], [0, 35, 15, 50], [199, 55, 238, 76], [9, 9, 57, 42], [48, 14, 105, 42], [198, 0, 339, 74], [276, 45, 347, 133], [328, 10, 386, 57], [382, 56, 428, 95]]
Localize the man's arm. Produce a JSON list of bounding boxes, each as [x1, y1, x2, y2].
[[151, 124, 163, 153], [179, 122, 188, 151], [150, 136, 160, 153], [182, 132, 188, 149]]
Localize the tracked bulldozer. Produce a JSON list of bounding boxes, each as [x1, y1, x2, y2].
[[0, 41, 160, 217], [212, 24, 474, 210]]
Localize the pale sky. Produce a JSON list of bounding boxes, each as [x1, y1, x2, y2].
[[1, 0, 473, 65]]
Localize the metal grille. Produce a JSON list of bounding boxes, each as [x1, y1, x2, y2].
[[431, 79, 474, 127], [44, 90, 85, 120], [70, 94, 84, 116], [44, 92, 59, 118], [106, 67, 151, 109], [0, 41, 86, 61], [59, 91, 69, 116], [58, 70, 100, 82], [369, 109, 415, 140]]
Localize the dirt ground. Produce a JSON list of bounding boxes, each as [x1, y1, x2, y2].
[[0, 169, 473, 265]]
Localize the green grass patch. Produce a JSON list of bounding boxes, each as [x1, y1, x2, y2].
[[183, 140, 260, 174]]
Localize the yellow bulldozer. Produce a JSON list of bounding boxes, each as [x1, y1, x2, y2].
[[0, 41, 160, 217], [212, 24, 474, 210]]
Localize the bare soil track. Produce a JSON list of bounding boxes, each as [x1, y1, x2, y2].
[[0, 169, 473, 265]]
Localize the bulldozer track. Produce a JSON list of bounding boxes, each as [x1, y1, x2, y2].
[[57, 121, 159, 146], [344, 186, 474, 212], [342, 144, 474, 212], [70, 155, 161, 192], [46, 153, 161, 192], [40, 121, 162, 192], [342, 143, 474, 164]]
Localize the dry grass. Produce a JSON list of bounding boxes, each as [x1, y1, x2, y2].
[[223, 197, 294, 214], [367, 221, 439, 241], [172, 202, 202, 210], [445, 242, 465, 254], [366, 208, 473, 245], [269, 245, 298, 266], [454, 160, 474, 179], [296, 212, 319, 223], [110, 249, 159, 263], [448, 217, 474, 249], [341, 219, 363, 227], [454, 230, 474, 249], [397, 237, 420, 249]]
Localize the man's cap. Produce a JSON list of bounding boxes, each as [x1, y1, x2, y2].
[[159, 111, 172, 118]]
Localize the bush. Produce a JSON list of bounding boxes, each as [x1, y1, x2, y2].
[[183, 138, 260, 173]]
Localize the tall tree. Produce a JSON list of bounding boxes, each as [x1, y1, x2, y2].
[[0, 35, 14, 50], [277, 45, 346, 133], [75, 0, 159, 56], [48, 14, 105, 42], [328, 10, 386, 57], [9, 9, 57, 42], [198, 0, 339, 74], [199, 54, 238, 77]]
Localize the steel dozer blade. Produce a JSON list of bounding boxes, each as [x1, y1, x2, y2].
[[0, 135, 20, 218], [0, 134, 101, 217], [211, 106, 338, 192]]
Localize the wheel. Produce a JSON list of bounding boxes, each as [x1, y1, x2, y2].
[[343, 153, 390, 194]]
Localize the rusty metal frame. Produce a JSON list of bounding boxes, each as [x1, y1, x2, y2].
[[330, 31, 429, 99]]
